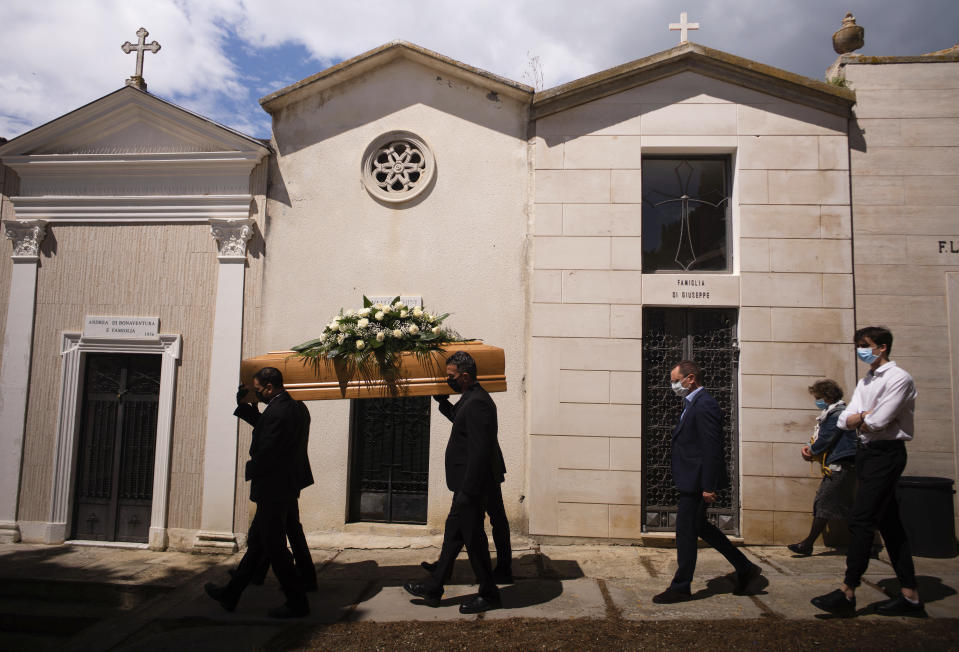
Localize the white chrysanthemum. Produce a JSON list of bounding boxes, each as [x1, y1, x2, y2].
[[357, 318, 369, 328], [338, 323, 347, 332], [376, 331, 385, 342], [392, 328, 403, 338], [393, 301, 405, 309], [413, 307, 423, 317], [358, 308, 371, 317], [356, 340, 365, 350], [400, 310, 408, 318], [374, 311, 384, 321], [408, 324, 419, 335]]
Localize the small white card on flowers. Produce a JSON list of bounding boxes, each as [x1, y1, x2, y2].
[[367, 295, 422, 308]]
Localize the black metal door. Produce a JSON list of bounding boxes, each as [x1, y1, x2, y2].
[[642, 308, 739, 534], [348, 397, 430, 524], [71, 354, 161, 543]]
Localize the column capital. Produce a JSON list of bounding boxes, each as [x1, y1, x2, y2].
[[3, 220, 47, 261], [209, 218, 254, 261]]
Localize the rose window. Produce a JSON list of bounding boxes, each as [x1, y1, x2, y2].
[[361, 131, 435, 203]]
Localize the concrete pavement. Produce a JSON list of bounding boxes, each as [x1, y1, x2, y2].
[[0, 538, 956, 651]]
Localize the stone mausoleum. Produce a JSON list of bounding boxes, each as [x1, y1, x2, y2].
[[0, 15, 956, 552]]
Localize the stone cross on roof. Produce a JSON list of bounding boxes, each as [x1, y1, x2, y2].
[[669, 11, 700, 44], [121, 27, 161, 91]]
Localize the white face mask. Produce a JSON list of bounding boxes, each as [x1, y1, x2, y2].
[[671, 379, 689, 398]]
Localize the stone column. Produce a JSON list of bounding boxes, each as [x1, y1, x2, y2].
[[194, 219, 254, 553], [0, 220, 46, 543]]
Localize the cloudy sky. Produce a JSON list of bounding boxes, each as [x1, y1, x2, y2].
[[1, 0, 956, 140]]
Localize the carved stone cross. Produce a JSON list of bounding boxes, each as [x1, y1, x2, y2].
[[121, 27, 161, 91], [669, 11, 700, 44]]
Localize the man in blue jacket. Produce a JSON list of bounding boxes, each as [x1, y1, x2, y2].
[[653, 360, 761, 603]]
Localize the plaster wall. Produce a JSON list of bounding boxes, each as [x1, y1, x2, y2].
[[262, 58, 530, 535], [0, 164, 17, 373], [845, 60, 959, 527], [530, 71, 856, 544], [17, 224, 217, 542]]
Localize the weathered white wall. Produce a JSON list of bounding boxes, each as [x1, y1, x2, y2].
[[262, 57, 530, 535], [530, 71, 856, 544], [845, 60, 959, 523]]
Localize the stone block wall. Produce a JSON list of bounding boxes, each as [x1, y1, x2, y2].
[[845, 59, 959, 523], [529, 71, 856, 544]]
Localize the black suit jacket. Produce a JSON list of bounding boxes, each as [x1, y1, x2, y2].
[[671, 388, 729, 494], [235, 391, 314, 503], [442, 383, 504, 497]]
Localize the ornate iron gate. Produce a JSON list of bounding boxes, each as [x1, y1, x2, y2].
[[348, 397, 430, 524], [642, 308, 739, 534], [71, 354, 161, 542]]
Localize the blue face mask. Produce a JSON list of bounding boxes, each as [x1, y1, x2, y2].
[[856, 346, 879, 364], [815, 398, 829, 410]]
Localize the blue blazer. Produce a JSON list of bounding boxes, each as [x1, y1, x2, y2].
[[671, 388, 729, 494]]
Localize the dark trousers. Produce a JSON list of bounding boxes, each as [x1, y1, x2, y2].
[[252, 500, 317, 586], [226, 499, 307, 608], [844, 440, 916, 589], [670, 491, 751, 593], [486, 483, 512, 572], [428, 492, 499, 600]]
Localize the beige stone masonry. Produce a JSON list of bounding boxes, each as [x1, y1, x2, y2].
[[534, 203, 563, 235], [563, 204, 641, 236], [535, 169, 610, 203], [610, 237, 643, 270], [768, 239, 851, 273], [770, 307, 854, 342], [610, 170, 644, 203], [563, 135, 642, 169], [559, 369, 610, 404], [609, 371, 643, 405], [740, 238, 770, 272], [557, 502, 609, 537], [609, 437, 643, 471], [531, 303, 610, 337], [563, 270, 644, 304], [532, 269, 563, 302], [534, 236, 611, 269], [740, 205, 821, 238], [741, 375, 772, 408], [555, 435, 610, 469], [767, 170, 849, 204], [641, 103, 738, 135], [738, 135, 819, 170]]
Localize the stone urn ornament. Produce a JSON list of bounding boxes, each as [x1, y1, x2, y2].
[[832, 12, 864, 54]]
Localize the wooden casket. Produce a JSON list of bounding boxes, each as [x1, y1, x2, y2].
[[239, 341, 507, 401]]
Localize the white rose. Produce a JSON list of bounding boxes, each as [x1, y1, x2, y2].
[[400, 310, 408, 318], [358, 308, 371, 317], [432, 326, 441, 335], [408, 324, 419, 335], [355, 340, 365, 350], [412, 307, 423, 317], [392, 329, 403, 338], [393, 301, 404, 309], [328, 321, 338, 331], [338, 323, 347, 332], [374, 311, 384, 321], [357, 318, 369, 328], [376, 331, 385, 342]]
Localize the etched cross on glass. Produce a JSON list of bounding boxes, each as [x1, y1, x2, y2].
[[669, 11, 700, 44], [121, 27, 161, 91], [642, 158, 730, 272]]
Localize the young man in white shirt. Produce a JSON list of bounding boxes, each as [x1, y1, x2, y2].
[[811, 326, 923, 616]]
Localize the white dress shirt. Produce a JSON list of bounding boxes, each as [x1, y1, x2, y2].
[[837, 361, 917, 443]]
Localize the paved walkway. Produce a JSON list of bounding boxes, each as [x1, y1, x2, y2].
[[0, 539, 956, 650]]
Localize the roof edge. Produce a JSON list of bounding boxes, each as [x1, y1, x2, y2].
[[259, 41, 533, 112], [532, 42, 855, 121]]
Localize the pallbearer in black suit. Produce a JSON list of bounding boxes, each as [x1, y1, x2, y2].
[[205, 367, 311, 618], [652, 360, 761, 604], [404, 351, 502, 613]]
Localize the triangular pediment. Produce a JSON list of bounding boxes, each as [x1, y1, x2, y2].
[[532, 42, 856, 119], [0, 86, 268, 157]]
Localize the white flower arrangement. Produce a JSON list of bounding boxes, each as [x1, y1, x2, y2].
[[292, 295, 465, 394]]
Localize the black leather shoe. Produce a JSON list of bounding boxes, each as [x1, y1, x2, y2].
[[420, 560, 438, 574], [403, 580, 442, 607], [459, 594, 501, 614], [787, 542, 813, 556], [875, 594, 926, 616], [204, 582, 238, 612], [267, 603, 309, 618], [733, 563, 762, 595], [652, 587, 692, 604], [811, 589, 856, 616], [492, 567, 514, 584]]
